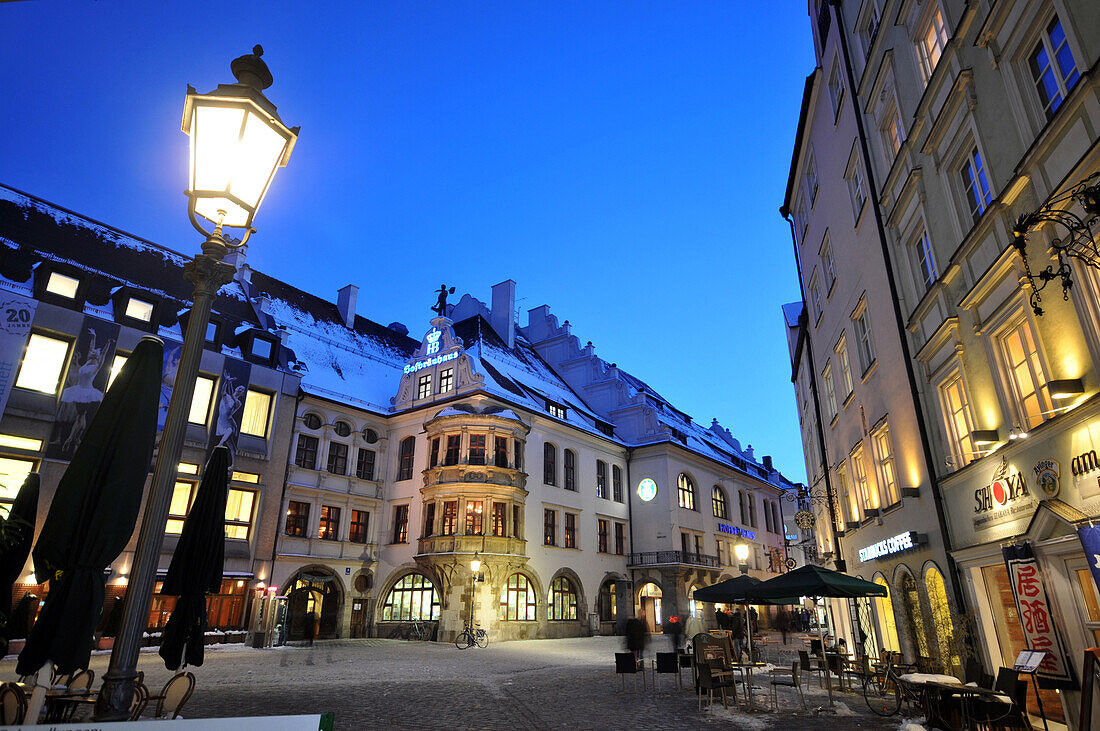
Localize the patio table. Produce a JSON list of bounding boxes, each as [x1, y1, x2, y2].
[[922, 680, 1013, 731]]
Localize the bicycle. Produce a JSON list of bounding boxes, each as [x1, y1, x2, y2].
[[408, 618, 428, 641], [863, 653, 922, 716], [454, 620, 487, 649]]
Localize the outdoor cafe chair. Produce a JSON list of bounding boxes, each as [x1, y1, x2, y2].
[[65, 668, 94, 695], [615, 652, 646, 693], [0, 682, 27, 725], [697, 659, 737, 713], [149, 671, 196, 720], [798, 650, 826, 688], [129, 675, 150, 721], [653, 652, 682, 691], [769, 660, 806, 711]]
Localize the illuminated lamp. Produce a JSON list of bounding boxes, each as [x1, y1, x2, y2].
[[1048, 378, 1084, 400], [470, 551, 481, 573], [971, 430, 1000, 446]]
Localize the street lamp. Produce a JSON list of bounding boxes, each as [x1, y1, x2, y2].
[[95, 46, 297, 720], [470, 551, 481, 574]]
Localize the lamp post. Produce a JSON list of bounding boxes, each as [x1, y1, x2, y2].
[[469, 552, 481, 626], [95, 46, 298, 720]]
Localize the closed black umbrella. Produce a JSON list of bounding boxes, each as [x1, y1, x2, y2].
[[159, 445, 230, 670], [0, 473, 39, 656], [17, 337, 162, 676]]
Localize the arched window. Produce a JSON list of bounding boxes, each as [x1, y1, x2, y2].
[[397, 436, 416, 481], [899, 570, 930, 657], [334, 421, 352, 437], [382, 573, 440, 621], [500, 573, 537, 621], [548, 576, 578, 620], [598, 580, 617, 622], [925, 566, 959, 673], [712, 485, 728, 518], [563, 449, 576, 491], [543, 443, 557, 486], [677, 473, 696, 511], [873, 575, 900, 653]]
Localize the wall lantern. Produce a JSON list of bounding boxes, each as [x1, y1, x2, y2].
[[1049, 378, 1085, 400], [971, 430, 1000, 447], [470, 551, 481, 574]]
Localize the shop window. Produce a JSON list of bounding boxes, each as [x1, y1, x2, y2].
[[188, 376, 216, 425], [543, 443, 556, 485], [598, 519, 609, 553], [612, 464, 623, 502], [442, 501, 458, 536], [326, 442, 348, 475], [1030, 15, 1079, 119], [224, 488, 254, 539], [14, 333, 69, 394], [712, 485, 728, 519], [494, 436, 508, 467], [563, 449, 576, 491], [392, 504, 409, 543], [294, 434, 319, 470], [355, 448, 376, 480], [499, 574, 536, 621], [444, 435, 460, 466], [615, 522, 626, 555], [382, 573, 440, 621], [548, 577, 578, 620], [873, 575, 901, 652], [925, 566, 959, 674], [492, 502, 506, 537], [677, 473, 696, 511], [465, 500, 483, 535], [544, 509, 556, 546], [45, 272, 79, 299], [318, 505, 340, 541], [468, 434, 486, 465], [285, 500, 309, 537], [899, 571, 930, 657], [165, 481, 194, 534], [397, 437, 415, 481], [564, 512, 576, 548]]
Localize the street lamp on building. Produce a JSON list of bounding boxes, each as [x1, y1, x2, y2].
[[470, 551, 481, 574], [95, 46, 298, 720], [733, 543, 749, 575]]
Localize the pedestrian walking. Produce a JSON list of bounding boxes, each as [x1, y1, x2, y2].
[[305, 610, 318, 647], [714, 607, 726, 631], [776, 608, 790, 646], [666, 614, 684, 651], [624, 610, 648, 665], [731, 609, 746, 662]]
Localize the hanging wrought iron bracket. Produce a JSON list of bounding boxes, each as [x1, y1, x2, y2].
[[1013, 171, 1100, 316]]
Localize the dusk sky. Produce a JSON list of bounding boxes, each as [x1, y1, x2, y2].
[[1, 2, 816, 482]]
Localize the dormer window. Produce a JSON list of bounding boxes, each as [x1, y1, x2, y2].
[[548, 403, 566, 419], [46, 272, 80, 299], [125, 297, 154, 323]]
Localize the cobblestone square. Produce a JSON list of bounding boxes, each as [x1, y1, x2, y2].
[[4, 636, 916, 729]]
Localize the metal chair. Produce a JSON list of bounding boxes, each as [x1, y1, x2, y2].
[[150, 671, 196, 720], [697, 659, 737, 713], [653, 651, 682, 691], [770, 660, 807, 710], [798, 649, 826, 688], [129, 675, 150, 721], [615, 652, 646, 692], [0, 683, 27, 725], [66, 668, 94, 695]]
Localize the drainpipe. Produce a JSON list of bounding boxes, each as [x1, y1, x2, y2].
[[625, 446, 635, 634], [828, 1, 970, 620]]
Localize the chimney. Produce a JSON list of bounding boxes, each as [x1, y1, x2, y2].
[[490, 280, 516, 348], [763, 455, 773, 472], [337, 284, 358, 328]]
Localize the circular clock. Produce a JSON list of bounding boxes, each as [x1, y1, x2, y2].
[[637, 478, 657, 502], [785, 557, 797, 569], [794, 510, 815, 530]]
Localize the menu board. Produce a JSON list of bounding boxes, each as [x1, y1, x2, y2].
[[1014, 650, 1047, 673]]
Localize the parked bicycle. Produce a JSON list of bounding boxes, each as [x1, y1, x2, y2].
[[388, 618, 429, 641], [454, 620, 487, 649], [864, 653, 921, 716]]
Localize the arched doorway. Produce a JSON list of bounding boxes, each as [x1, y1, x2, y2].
[[638, 582, 662, 632], [284, 567, 343, 640], [898, 570, 929, 660], [924, 565, 959, 673], [873, 574, 901, 653]]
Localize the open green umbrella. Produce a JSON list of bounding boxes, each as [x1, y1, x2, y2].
[[17, 337, 162, 676], [693, 575, 799, 605], [159, 445, 230, 670], [0, 473, 39, 656], [747, 564, 887, 706]]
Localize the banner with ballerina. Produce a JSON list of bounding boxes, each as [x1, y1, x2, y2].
[[206, 357, 252, 466], [46, 316, 120, 461]]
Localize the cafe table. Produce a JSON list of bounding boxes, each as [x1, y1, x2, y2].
[[920, 680, 1013, 731]]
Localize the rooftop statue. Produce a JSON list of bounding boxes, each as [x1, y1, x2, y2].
[[432, 284, 455, 317]]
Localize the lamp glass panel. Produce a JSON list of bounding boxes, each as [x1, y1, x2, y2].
[[190, 105, 249, 227], [232, 110, 287, 210]]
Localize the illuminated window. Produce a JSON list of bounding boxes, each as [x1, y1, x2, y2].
[[543, 442, 556, 485], [917, 6, 948, 81], [285, 500, 309, 537], [326, 442, 348, 475], [836, 462, 854, 528], [231, 470, 259, 483], [124, 297, 154, 322], [872, 422, 899, 506], [835, 335, 853, 397], [382, 573, 440, 621], [596, 460, 608, 499], [468, 434, 486, 465], [0, 456, 35, 510], [349, 510, 369, 544], [0, 434, 42, 451], [544, 509, 556, 546], [873, 575, 901, 652], [166, 481, 194, 534], [612, 464, 623, 502], [564, 512, 576, 548], [441, 501, 458, 536], [397, 437, 415, 481], [961, 147, 992, 223], [224, 488, 255, 539], [294, 434, 318, 469], [465, 500, 483, 535], [46, 272, 79, 298], [999, 318, 1051, 430], [438, 368, 454, 393], [499, 574, 536, 621], [548, 577, 578, 620], [882, 103, 904, 158], [563, 449, 576, 491], [597, 518, 609, 553], [547, 403, 566, 419], [492, 502, 506, 537], [677, 473, 696, 511], [188, 375, 216, 425], [599, 580, 617, 621], [940, 374, 975, 465], [239, 389, 271, 437], [318, 505, 340, 541], [852, 444, 877, 512], [444, 435, 460, 466], [107, 354, 127, 389], [925, 566, 959, 673], [355, 448, 376, 480], [417, 374, 432, 400], [15, 334, 69, 394], [712, 485, 728, 519], [392, 504, 409, 543], [1031, 16, 1079, 119]]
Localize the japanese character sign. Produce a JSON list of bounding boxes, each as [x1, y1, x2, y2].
[[1002, 543, 1077, 690]]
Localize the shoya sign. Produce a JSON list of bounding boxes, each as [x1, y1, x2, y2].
[[858, 531, 922, 562], [974, 457, 1030, 514]]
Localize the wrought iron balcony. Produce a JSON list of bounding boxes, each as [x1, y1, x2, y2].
[[627, 550, 721, 568]]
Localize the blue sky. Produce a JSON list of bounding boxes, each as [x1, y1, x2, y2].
[[0, 1, 815, 482]]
